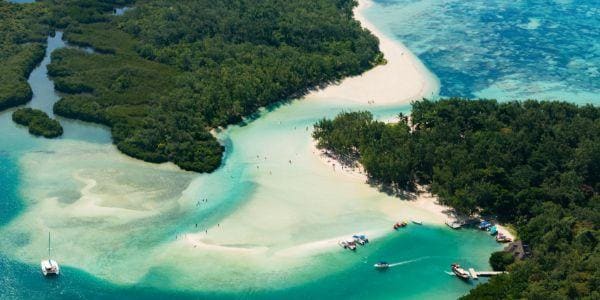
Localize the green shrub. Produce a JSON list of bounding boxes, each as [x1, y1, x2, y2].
[[12, 108, 63, 138], [489, 251, 515, 271]]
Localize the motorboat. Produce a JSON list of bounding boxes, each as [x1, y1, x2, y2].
[[478, 220, 492, 230], [496, 233, 512, 243], [338, 240, 357, 251], [446, 221, 462, 229], [374, 261, 390, 269], [451, 263, 470, 280], [411, 220, 423, 225], [346, 240, 357, 250], [41, 232, 60, 276], [393, 221, 407, 230], [352, 234, 369, 245]]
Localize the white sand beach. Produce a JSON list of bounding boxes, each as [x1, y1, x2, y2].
[[311, 138, 458, 225], [0, 0, 504, 291], [305, 0, 439, 105], [496, 224, 517, 241], [305, 0, 480, 227]]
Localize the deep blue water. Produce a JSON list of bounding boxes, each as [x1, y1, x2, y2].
[[367, 0, 599, 103]]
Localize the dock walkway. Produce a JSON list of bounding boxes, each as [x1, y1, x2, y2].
[[468, 268, 478, 279], [476, 271, 506, 277], [461, 268, 506, 280]]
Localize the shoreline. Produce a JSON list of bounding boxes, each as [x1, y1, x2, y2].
[[304, 0, 439, 105], [305, 0, 446, 220], [310, 139, 457, 225], [306, 0, 518, 242], [311, 139, 517, 240]]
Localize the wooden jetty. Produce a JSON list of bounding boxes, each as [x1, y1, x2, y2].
[[455, 267, 506, 280], [468, 268, 478, 279], [476, 271, 506, 277]]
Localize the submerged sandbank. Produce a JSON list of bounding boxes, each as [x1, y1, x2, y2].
[[0, 0, 500, 294], [305, 0, 439, 105]]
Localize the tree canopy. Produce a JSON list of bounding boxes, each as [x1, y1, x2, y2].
[[1, 0, 382, 172], [313, 99, 600, 299], [0, 1, 49, 111], [12, 108, 63, 138]]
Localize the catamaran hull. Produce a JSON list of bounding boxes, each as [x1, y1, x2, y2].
[[41, 260, 60, 276]]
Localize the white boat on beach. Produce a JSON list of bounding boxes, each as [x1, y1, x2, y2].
[[352, 234, 369, 245], [445, 221, 462, 229], [41, 232, 60, 276], [411, 220, 423, 225], [338, 240, 357, 251]]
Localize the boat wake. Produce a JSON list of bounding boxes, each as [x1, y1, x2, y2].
[[444, 271, 456, 276], [387, 256, 429, 268]]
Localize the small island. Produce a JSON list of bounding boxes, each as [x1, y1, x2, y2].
[[313, 99, 599, 299], [12, 108, 63, 138]]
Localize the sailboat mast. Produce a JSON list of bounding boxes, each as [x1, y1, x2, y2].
[[48, 232, 51, 259]]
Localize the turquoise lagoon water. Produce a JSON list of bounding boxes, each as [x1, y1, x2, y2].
[[365, 0, 599, 104], [0, 34, 498, 300], [1, 1, 598, 299]]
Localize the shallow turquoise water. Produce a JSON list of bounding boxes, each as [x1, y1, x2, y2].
[[365, 0, 599, 104], [0, 226, 498, 299], [0, 35, 499, 298], [1, 1, 597, 299]]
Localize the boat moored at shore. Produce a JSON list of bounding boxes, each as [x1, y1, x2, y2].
[[393, 221, 407, 230], [496, 232, 512, 243], [352, 234, 369, 245], [451, 263, 470, 280], [339, 240, 357, 251]]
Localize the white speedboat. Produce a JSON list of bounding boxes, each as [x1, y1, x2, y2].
[[41, 232, 60, 276], [339, 239, 357, 251], [374, 261, 390, 269], [411, 220, 423, 225], [352, 234, 369, 245]]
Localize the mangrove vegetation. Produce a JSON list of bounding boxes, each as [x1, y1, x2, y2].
[[0, 1, 49, 111], [1, 0, 381, 172], [12, 108, 63, 138]]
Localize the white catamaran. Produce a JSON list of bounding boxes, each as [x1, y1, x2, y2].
[[40, 232, 60, 276]]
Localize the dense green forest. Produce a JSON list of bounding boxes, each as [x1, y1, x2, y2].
[[12, 108, 63, 138], [35, 0, 380, 172], [313, 99, 599, 299], [0, 2, 49, 111]]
